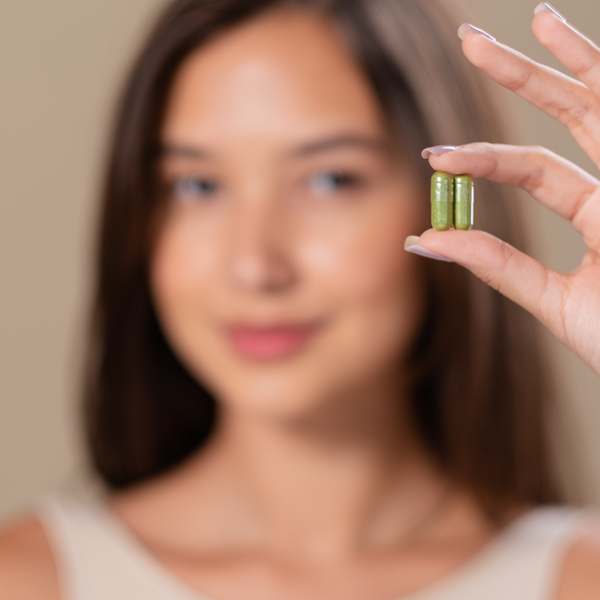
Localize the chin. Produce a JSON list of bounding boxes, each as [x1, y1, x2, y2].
[[203, 364, 345, 421], [195, 346, 397, 426]]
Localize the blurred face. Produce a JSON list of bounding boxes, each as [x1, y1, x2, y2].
[[151, 9, 426, 419]]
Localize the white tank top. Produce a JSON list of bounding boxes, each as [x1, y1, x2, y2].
[[37, 495, 585, 600]]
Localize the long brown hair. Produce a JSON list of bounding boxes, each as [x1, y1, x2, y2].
[[84, 0, 562, 514]]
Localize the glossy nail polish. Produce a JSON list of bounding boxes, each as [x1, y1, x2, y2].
[[421, 146, 459, 159], [458, 23, 496, 42], [404, 236, 453, 263], [533, 3, 567, 23]]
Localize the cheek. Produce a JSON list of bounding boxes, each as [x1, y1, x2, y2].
[[149, 188, 427, 411], [298, 196, 426, 366], [152, 221, 208, 305], [299, 196, 423, 306], [149, 211, 222, 366]]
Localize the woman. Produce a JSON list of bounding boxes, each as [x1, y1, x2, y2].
[[1, 0, 599, 598]]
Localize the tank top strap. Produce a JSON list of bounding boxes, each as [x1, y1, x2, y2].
[[402, 507, 586, 600], [36, 494, 210, 600]]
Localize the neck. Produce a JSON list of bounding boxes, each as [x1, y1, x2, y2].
[[188, 383, 449, 562]]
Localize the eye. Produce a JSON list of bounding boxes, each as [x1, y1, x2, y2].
[[308, 170, 360, 195], [172, 175, 218, 203]]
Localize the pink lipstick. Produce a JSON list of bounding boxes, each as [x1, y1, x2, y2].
[[227, 324, 320, 360]]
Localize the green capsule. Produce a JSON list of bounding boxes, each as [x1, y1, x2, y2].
[[431, 172, 454, 231], [453, 175, 474, 231]]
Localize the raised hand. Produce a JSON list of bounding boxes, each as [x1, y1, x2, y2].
[[406, 3, 600, 377]]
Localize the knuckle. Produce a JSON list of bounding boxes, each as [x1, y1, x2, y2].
[[517, 146, 555, 194], [557, 97, 598, 130], [477, 240, 513, 292], [573, 50, 600, 79], [493, 241, 513, 290], [580, 213, 600, 249], [504, 67, 532, 93], [478, 141, 496, 153], [518, 166, 545, 195], [497, 239, 513, 272], [527, 145, 553, 158]]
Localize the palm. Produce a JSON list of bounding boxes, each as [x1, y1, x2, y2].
[[558, 262, 600, 372]]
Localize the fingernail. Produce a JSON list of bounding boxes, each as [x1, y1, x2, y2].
[[404, 236, 453, 263], [458, 23, 496, 42], [421, 145, 459, 159], [533, 3, 567, 23]]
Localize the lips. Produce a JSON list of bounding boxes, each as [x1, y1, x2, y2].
[[227, 323, 321, 360]]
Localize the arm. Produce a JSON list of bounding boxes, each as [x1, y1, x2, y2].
[[557, 521, 600, 600], [0, 516, 60, 600]]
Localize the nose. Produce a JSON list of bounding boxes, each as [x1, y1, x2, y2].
[[228, 201, 296, 294]]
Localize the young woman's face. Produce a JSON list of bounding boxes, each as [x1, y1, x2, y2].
[[151, 9, 427, 418]]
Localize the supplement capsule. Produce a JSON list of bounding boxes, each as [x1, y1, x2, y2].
[[431, 172, 454, 231], [453, 175, 474, 230]]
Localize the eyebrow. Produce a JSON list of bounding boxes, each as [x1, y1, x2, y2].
[[287, 134, 391, 157], [160, 145, 212, 160], [159, 134, 391, 162]]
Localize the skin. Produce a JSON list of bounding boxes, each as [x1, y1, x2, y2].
[[416, 7, 600, 378], [150, 7, 427, 421], [1, 5, 600, 600]]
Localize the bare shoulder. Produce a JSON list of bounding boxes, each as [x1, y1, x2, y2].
[[556, 515, 600, 600], [0, 515, 60, 600]]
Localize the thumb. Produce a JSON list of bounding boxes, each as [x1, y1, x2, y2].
[[405, 228, 560, 327]]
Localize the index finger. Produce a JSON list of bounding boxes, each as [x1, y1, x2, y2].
[[425, 143, 600, 251]]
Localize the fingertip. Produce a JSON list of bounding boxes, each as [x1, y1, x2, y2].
[[417, 228, 478, 263], [408, 249, 454, 263], [531, 6, 567, 46], [457, 24, 496, 42], [461, 32, 494, 69], [404, 235, 422, 249], [421, 145, 460, 159], [533, 3, 567, 23], [417, 227, 446, 246]]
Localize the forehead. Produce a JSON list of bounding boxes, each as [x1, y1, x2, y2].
[[161, 8, 388, 147]]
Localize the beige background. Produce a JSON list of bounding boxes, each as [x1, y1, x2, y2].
[[0, 0, 599, 521]]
